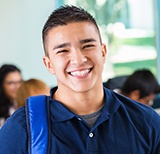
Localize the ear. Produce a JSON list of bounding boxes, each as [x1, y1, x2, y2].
[[102, 43, 107, 63], [129, 90, 140, 101], [42, 56, 55, 74]]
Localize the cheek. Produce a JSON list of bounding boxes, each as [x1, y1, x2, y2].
[[51, 60, 66, 74], [3, 85, 10, 93], [93, 53, 105, 66], [4, 86, 14, 93], [4, 86, 13, 98]]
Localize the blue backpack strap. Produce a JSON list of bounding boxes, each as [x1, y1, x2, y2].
[[25, 95, 51, 154]]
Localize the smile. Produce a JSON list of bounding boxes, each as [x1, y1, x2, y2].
[[69, 68, 92, 77]]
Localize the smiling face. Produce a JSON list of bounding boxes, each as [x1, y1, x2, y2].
[[43, 22, 106, 93]]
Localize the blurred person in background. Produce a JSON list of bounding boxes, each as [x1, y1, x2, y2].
[[0, 64, 22, 127], [16, 78, 50, 108], [120, 69, 160, 106]]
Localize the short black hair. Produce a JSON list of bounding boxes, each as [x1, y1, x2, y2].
[[42, 5, 101, 54], [121, 69, 160, 98]]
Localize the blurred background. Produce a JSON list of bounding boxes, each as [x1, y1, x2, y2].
[[0, 0, 160, 87]]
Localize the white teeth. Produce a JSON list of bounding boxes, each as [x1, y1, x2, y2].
[[70, 69, 90, 77]]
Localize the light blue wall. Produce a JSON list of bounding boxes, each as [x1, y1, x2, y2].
[[0, 0, 57, 87]]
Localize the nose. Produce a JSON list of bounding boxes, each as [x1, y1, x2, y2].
[[70, 50, 87, 65]]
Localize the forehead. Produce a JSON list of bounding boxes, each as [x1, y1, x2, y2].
[[4, 71, 21, 81], [45, 22, 100, 46]]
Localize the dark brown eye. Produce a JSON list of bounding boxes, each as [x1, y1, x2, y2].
[[57, 50, 68, 54], [83, 44, 95, 49]]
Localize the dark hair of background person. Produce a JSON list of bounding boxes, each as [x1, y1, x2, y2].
[[0, 64, 21, 119], [17, 78, 50, 108], [42, 5, 102, 55], [121, 69, 160, 99]]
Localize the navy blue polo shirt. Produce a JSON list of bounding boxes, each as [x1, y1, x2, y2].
[[0, 87, 160, 154]]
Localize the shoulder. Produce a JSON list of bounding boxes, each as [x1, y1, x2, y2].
[[0, 106, 27, 134], [104, 87, 160, 127], [9, 106, 27, 129], [0, 107, 28, 153]]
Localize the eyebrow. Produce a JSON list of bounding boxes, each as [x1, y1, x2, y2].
[[53, 43, 71, 50], [80, 38, 97, 44], [52, 38, 97, 50]]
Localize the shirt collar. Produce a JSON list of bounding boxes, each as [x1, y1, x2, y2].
[[49, 87, 75, 122], [49, 87, 121, 122], [102, 87, 121, 116]]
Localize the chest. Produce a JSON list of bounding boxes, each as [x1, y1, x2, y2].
[[50, 116, 150, 154]]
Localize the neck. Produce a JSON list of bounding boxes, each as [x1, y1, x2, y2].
[[53, 85, 104, 115]]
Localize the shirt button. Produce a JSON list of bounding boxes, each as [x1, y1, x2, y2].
[[89, 133, 94, 138], [78, 118, 82, 121]]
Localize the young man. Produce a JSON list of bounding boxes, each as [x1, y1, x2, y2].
[[0, 5, 160, 154]]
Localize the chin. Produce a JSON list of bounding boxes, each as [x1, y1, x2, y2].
[[72, 86, 92, 93]]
